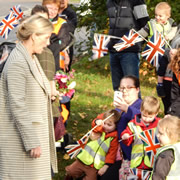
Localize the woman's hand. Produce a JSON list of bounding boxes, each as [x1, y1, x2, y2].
[[98, 165, 109, 176], [114, 96, 128, 112], [30, 146, 42, 158]]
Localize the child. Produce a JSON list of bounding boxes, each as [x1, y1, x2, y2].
[[138, 2, 177, 98], [150, 115, 180, 179], [121, 96, 160, 176], [168, 47, 180, 117], [65, 109, 121, 180], [138, 2, 177, 41], [157, 26, 180, 114]]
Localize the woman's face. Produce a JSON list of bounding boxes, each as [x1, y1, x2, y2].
[[45, 3, 59, 19], [60, 0, 69, 10], [33, 32, 52, 54], [119, 78, 139, 105]]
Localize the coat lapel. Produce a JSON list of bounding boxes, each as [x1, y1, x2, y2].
[[16, 42, 50, 96]]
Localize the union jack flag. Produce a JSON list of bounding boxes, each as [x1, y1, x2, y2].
[[141, 32, 165, 70], [139, 128, 161, 167], [10, 5, 24, 20], [129, 168, 151, 180], [92, 33, 110, 60], [65, 132, 90, 159], [0, 11, 18, 39], [113, 29, 144, 52]]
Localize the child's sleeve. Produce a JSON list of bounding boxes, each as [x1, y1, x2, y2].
[[152, 149, 174, 180], [105, 134, 118, 164], [120, 123, 134, 146], [166, 26, 178, 41]]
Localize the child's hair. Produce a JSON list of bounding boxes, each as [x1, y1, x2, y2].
[[141, 96, 160, 115], [103, 109, 121, 125], [42, 0, 60, 10], [158, 115, 180, 143], [31, 5, 49, 16], [155, 2, 171, 17], [170, 48, 180, 74]]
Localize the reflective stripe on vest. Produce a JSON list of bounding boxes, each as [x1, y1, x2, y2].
[[128, 122, 153, 168], [175, 73, 180, 85], [148, 19, 174, 39], [164, 67, 173, 81], [59, 51, 65, 69], [77, 132, 113, 170], [52, 17, 66, 35], [149, 142, 180, 180]]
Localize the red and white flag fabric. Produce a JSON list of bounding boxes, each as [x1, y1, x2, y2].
[[141, 32, 165, 70], [139, 128, 161, 167], [92, 33, 110, 60], [0, 11, 18, 39], [65, 132, 90, 159], [113, 29, 144, 52], [129, 168, 151, 180], [10, 5, 24, 21]]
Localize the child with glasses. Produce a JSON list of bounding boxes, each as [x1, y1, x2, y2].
[[150, 115, 180, 179], [120, 96, 160, 179]]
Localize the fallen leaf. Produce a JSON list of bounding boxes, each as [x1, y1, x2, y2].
[[63, 153, 70, 160]]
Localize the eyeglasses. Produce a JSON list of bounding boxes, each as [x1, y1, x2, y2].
[[119, 86, 136, 92]]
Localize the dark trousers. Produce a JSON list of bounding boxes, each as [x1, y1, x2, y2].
[[97, 160, 121, 180], [162, 80, 172, 114]]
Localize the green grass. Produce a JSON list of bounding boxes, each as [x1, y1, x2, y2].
[[53, 55, 164, 180]]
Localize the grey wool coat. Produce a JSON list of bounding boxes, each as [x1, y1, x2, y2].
[[0, 42, 57, 180]]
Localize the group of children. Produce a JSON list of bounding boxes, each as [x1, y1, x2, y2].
[[65, 95, 180, 180], [64, 1, 180, 180]]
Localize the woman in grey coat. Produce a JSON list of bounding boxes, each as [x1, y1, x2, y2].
[[0, 15, 57, 179]]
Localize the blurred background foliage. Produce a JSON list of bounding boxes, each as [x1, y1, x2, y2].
[[74, 0, 179, 31], [72, 0, 179, 54]]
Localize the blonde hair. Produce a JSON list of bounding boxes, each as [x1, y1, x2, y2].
[[42, 0, 60, 10], [17, 14, 53, 41], [155, 2, 171, 17], [103, 109, 121, 125], [141, 96, 160, 115], [158, 116, 180, 143], [170, 48, 180, 74]]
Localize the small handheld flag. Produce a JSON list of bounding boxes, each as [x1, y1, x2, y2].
[[113, 29, 144, 52], [141, 32, 165, 70], [129, 168, 151, 180], [92, 33, 110, 60], [139, 128, 161, 167], [0, 11, 18, 39], [10, 5, 24, 20]]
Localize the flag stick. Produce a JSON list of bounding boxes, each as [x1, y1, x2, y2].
[[161, 34, 172, 49], [118, 128, 157, 142], [132, 29, 148, 43], [80, 113, 115, 140]]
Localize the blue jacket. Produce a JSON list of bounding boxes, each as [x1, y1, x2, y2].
[[116, 98, 142, 160]]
